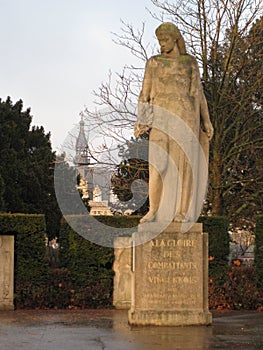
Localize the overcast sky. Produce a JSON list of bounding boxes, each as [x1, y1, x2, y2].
[[0, 0, 159, 151]]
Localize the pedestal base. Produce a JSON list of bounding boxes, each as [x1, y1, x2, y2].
[[128, 223, 212, 326], [128, 310, 212, 326]]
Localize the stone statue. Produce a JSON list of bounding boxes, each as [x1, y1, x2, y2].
[[134, 22, 214, 224]]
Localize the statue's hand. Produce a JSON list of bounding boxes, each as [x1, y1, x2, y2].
[[204, 122, 214, 141], [134, 123, 150, 138]]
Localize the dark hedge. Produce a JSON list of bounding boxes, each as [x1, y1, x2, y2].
[[199, 216, 230, 280], [57, 216, 141, 308], [209, 266, 263, 310]]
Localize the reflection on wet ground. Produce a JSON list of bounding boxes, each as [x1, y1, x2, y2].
[[0, 309, 262, 350]]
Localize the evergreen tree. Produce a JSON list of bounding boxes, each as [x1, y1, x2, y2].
[[0, 97, 60, 237]]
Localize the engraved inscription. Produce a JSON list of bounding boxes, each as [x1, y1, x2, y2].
[[148, 276, 197, 284], [148, 261, 197, 270], [139, 235, 201, 309], [150, 239, 195, 247], [144, 292, 196, 306]]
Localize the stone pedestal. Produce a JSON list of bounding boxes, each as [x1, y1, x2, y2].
[[0, 235, 14, 310], [128, 223, 212, 326], [113, 237, 132, 309]]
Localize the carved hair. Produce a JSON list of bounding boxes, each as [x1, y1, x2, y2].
[[155, 22, 186, 55]]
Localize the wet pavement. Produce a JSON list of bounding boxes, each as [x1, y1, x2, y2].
[[0, 309, 262, 350]]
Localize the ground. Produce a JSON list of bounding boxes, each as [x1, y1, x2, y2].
[[0, 309, 262, 350]]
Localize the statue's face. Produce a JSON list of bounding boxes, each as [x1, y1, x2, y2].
[[157, 34, 176, 54]]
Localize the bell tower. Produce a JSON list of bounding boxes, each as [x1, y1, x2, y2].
[[74, 115, 94, 200]]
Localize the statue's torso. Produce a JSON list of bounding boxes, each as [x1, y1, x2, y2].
[[146, 54, 201, 133]]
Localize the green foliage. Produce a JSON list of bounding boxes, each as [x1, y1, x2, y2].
[[209, 266, 263, 310], [111, 137, 149, 215], [53, 154, 86, 216], [45, 268, 73, 309], [56, 216, 140, 308], [60, 222, 114, 285], [199, 216, 230, 279], [199, 216, 263, 310], [46, 268, 113, 309], [0, 97, 61, 239], [254, 215, 263, 288], [0, 214, 49, 308], [59, 215, 140, 270], [59, 218, 115, 305]]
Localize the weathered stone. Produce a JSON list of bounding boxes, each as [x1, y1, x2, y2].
[[128, 223, 212, 326], [0, 235, 14, 310], [113, 237, 132, 309], [134, 22, 214, 225], [114, 22, 214, 326]]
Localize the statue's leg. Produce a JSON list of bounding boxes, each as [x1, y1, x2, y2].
[[169, 140, 193, 223], [178, 130, 199, 222], [140, 129, 168, 223], [140, 165, 163, 223], [177, 158, 193, 222]]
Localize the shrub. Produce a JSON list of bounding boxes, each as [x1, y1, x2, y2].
[[199, 216, 230, 280], [209, 266, 263, 310], [45, 268, 74, 309], [57, 215, 141, 308], [59, 218, 115, 307]]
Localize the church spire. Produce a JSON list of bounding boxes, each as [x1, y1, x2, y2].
[[75, 114, 87, 155], [74, 114, 93, 199], [74, 114, 90, 166]]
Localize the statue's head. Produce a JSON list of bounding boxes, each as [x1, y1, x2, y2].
[[155, 22, 186, 55]]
